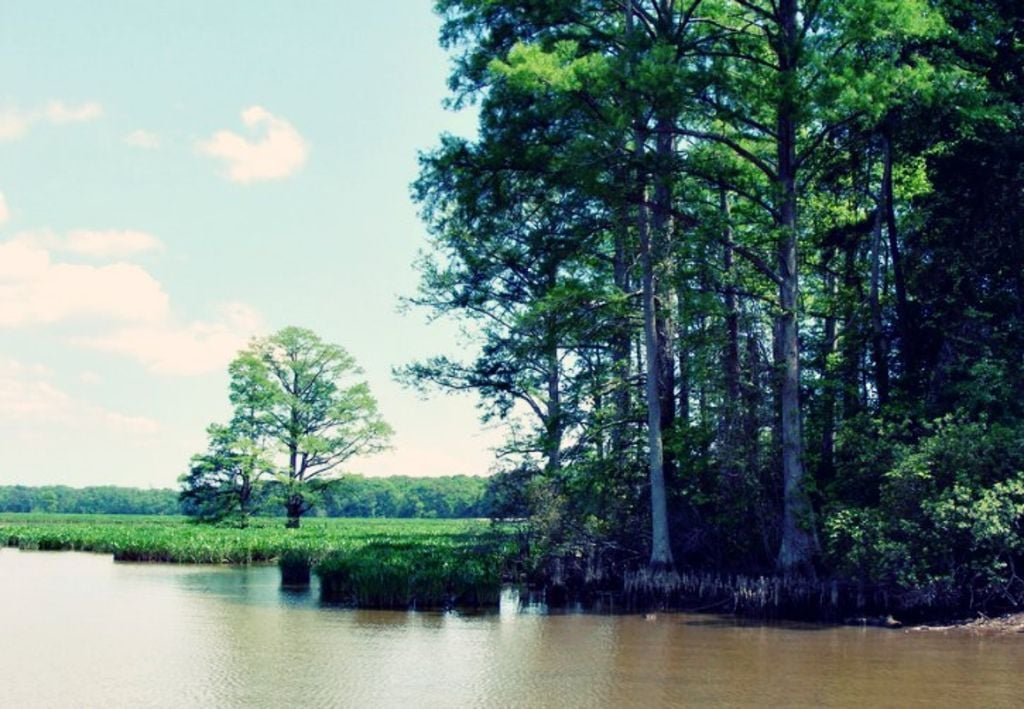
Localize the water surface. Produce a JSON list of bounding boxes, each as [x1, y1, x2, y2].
[[1, 548, 1021, 707]]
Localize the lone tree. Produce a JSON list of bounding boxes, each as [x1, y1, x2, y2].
[[181, 326, 392, 528], [232, 326, 393, 528]]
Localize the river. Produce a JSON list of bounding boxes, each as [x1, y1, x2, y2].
[[1, 548, 1021, 707]]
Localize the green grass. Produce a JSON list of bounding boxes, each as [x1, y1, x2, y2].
[[0, 513, 523, 608], [315, 538, 509, 608]]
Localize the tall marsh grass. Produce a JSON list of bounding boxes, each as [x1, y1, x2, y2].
[[0, 514, 521, 609]]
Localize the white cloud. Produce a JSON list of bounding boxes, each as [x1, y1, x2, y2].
[[0, 358, 159, 437], [199, 106, 309, 183], [0, 236, 263, 377], [0, 100, 103, 142], [0, 110, 29, 141], [124, 129, 160, 149], [42, 100, 103, 124], [73, 302, 264, 376], [0, 240, 170, 326], [0, 192, 9, 226], [69, 229, 164, 258], [15, 228, 164, 259]]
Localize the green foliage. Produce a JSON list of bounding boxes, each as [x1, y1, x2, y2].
[[184, 326, 393, 527], [825, 415, 1024, 608], [179, 423, 272, 527], [491, 40, 610, 94], [415, 0, 1024, 613]]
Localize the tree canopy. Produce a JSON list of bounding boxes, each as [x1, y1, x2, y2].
[[181, 327, 393, 528], [405, 0, 1024, 610]]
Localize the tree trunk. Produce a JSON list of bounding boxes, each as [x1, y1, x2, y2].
[[629, 0, 675, 573], [697, 298, 710, 430], [284, 369, 304, 528], [743, 326, 761, 480], [239, 472, 253, 529], [677, 295, 690, 426], [653, 115, 677, 492], [545, 313, 562, 474], [611, 219, 632, 472], [720, 189, 744, 490], [722, 190, 741, 430], [285, 494, 303, 529], [776, 253, 816, 574], [818, 251, 838, 485], [774, 0, 818, 575], [640, 180, 675, 572], [882, 127, 912, 377], [840, 240, 864, 418], [746, 326, 773, 559], [869, 198, 890, 406]]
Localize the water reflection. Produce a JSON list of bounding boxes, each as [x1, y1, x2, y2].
[[1, 548, 1021, 708], [172, 562, 321, 609]]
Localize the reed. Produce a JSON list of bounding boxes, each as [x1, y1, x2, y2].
[[0, 513, 518, 608], [315, 539, 506, 609]]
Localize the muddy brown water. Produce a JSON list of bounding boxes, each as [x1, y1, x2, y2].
[[1, 548, 1021, 708]]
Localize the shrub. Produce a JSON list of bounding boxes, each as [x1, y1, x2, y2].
[[825, 415, 1024, 611]]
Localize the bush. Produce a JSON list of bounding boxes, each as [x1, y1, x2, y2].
[[825, 414, 1024, 611]]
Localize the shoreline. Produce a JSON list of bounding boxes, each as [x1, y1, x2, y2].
[[906, 612, 1024, 636], [5, 545, 1024, 633], [5, 515, 1024, 627]]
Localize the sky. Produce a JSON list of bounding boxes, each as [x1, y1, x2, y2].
[[0, 1, 504, 488]]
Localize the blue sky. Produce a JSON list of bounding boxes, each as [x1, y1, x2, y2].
[[0, 1, 502, 487]]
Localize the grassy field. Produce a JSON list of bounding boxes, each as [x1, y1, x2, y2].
[[0, 513, 523, 608]]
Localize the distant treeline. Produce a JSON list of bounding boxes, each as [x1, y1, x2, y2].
[[0, 475, 493, 518], [320, 475, 489, 518], [0, 485, 179, 515]]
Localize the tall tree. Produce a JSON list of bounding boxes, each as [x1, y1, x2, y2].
[[680, 0, 942, 574], [418, 1, 1024, 605], [232, 327, 393, 528]]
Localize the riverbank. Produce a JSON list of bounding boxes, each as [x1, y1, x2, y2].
[[5, 514, 1023, 624], [908, 612, 1024, 636]]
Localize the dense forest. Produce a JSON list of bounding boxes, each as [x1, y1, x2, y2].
[[320, 475, 491, 518], [402, 0, 1024, 613], [0, 476, 492, 519], [0, 486, 180, 516]]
